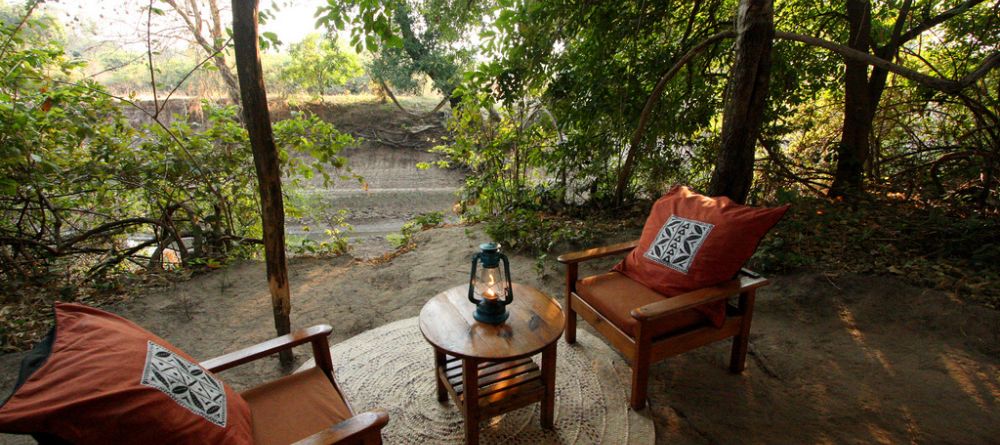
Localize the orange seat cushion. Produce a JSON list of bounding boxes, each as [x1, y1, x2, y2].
[[242, 367, 353, 445], [575, 271, 709, 339]]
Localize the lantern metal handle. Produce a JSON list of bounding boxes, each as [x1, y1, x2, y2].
[[468, 253, 482, 304]]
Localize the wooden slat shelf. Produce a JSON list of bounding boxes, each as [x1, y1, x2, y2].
[[438, 354, 546, 417]]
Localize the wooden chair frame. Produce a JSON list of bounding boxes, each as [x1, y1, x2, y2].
[[201, 325, 388, 445], [558, 240, 769, 410]]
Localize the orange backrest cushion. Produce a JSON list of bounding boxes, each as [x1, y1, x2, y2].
[[613, 186, 788, 326], [0, 303, 253, 444]]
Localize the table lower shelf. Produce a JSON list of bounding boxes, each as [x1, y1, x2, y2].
[[438, 354, 546, 418]]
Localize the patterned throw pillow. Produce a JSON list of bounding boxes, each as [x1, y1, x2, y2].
[[0, 303, 253, 444], [614, 186, 788, 327]]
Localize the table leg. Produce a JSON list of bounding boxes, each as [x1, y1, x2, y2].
[[463, 358, 480, 445], [541, 342, 557, 428], [434, 348, 448, 402]]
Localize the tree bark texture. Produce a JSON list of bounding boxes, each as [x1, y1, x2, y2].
[[828, 0, 874, 198], [707, 0, 774, 203], [232, 0, 292, 364]]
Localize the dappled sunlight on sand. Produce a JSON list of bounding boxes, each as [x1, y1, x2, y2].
[[835, 303, 895, 377], [814, 434, 838, 445], [898, 405, 923, 443], [940, 348, 1000, 411], [865, 422, 896, 445]]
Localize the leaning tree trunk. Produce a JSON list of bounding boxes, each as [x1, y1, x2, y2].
[[232, 0, 292, 365], [708, 0, 775, 203]]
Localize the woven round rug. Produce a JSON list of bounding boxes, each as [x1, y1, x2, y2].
[[298, 317, 654, 444]]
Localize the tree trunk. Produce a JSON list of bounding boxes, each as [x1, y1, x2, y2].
[[829, 0, 875, 198], [232, 0, 292, 365], [707, 0, 774, 203]]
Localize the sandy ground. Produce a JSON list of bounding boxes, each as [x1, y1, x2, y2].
[[2, 225, 998, 444]]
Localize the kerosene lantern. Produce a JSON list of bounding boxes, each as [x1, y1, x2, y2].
[[468, 242, 514, 324]]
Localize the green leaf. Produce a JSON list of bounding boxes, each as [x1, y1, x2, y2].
[[0, 178, 18, 195]]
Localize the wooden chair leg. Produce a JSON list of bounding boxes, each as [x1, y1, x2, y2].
[[729, 290, 756, 374], [565, 305, 577, 344], [730, 333, 749, 373], [565, 263, 578, 344], [629, 327, 651, 410]]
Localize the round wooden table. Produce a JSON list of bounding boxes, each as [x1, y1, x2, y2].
[[419, 283, 565, 445]]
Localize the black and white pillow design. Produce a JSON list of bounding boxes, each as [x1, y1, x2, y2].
[[644, 215, 714, 273], [140, 341, 227, 427]]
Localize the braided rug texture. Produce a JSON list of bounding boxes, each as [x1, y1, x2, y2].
[[299, 317, 654, 444]]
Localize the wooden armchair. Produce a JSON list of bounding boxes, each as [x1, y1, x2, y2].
[[201, 325, 388, 445], [558, 240, 769, 410]]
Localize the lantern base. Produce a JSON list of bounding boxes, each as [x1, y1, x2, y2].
[[473, 301, 509, 325]]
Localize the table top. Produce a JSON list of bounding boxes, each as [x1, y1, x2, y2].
[[419, 283, 565, 360]]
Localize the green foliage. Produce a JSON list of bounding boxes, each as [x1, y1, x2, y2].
[[482, 209, 594, 256], [432, 92, 560, 219], [291, 209, 353, 256], [315, 0, 402, 54], [280, 33, 365, 95], [0, 17, 356, 295], [366, 42, 422, 94], [317, 0, 486, 98], [387, 211, 445, 248], [499, 1, 733, 196]]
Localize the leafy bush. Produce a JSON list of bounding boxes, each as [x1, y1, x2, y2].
[[291, 209, 353, 256], [387, 211, 445, 249], [482, 208, 606, 273], [429, 92, 561, 217], [0, 18, 355, 296], [279, 33, 365, 96]]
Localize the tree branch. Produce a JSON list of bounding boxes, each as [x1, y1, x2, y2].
[[893, 0, 986, 46], [146, 0, 160, 116], [775, 31, 1000, 94]]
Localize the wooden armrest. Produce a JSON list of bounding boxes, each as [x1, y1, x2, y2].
[[630, 272, 769, 322], [292, 410, 389, 445], [557, 240, 639, 264], [200, 324, 333, 373]]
